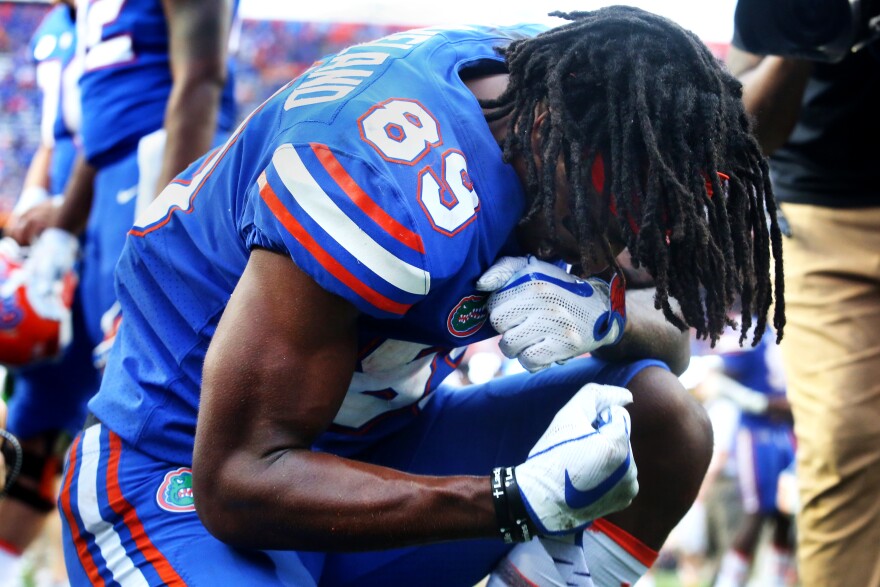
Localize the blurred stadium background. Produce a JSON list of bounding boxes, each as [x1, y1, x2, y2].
[[0, 0, 734, 220]]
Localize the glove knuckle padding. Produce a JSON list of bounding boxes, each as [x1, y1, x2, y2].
[[499, 333, 545, 362], [515, 384, 637, 534], [479, 256, 626, 373], [476, 256, 528, 291]]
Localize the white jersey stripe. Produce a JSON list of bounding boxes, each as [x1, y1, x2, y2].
[[735, 427, 759, 514], [271, 144, 430, 296], [77, 425, 150, 587]]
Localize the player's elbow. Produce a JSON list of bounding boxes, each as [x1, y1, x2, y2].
[[192, 454, 258, 546], [195, 500, 241, 546], [193, 450, 323, 551]]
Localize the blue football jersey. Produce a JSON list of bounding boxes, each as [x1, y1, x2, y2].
[[75, 0, 239, 166], [89, 24, 547, 464], [719, 330, 788, 427], [720, 334, 785, 397], [31, 4, 80, 193]]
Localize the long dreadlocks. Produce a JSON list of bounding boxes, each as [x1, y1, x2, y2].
[[479, 6, 785, 345]]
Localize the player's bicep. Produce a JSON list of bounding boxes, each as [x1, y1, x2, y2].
[[197, 247, 359, 464]]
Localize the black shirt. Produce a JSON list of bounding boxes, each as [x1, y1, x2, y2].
[[770, 46, 880, 207]]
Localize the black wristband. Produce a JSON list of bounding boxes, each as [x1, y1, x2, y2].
[[503, 467, 537, 542], [490, 467, 514, 543], [490, 467, 537, 543], [0, 429, 23, 497]]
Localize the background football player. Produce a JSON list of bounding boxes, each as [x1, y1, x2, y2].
[[0, 3, 97, 584]]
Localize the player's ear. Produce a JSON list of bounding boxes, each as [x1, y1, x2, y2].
[[530, 104, 550, 170]]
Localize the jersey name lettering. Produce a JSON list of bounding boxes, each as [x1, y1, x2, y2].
[[284, 27, 473, 110]]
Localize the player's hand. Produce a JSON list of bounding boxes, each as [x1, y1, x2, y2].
[[5, 199, 60, 246], [20, 228, 79, 321], [476, 256, 626, 372], [514, 383, 638, 534]]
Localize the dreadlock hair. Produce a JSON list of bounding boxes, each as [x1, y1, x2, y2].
[[479, 5, 785, 346]]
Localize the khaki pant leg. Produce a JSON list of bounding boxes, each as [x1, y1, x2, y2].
[[778, 203, 880, 587]]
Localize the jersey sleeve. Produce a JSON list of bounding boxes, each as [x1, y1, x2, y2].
[[246, 141, 431, 319]]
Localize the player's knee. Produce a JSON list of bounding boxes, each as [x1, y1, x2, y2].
[[627, 366, 713, 506]]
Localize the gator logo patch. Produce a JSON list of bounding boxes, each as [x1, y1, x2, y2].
[[157, 467, 195, 513], [447, 294, 488, 338]]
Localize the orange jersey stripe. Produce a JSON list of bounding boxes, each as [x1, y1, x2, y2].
[[107, 431, 187, 586], [59, 435, 108, 587], [258, 174, 412, 316], [590, 518, 658, 568], [310, 142, 425, 254]]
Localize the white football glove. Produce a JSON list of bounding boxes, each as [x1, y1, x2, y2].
[[476, 256, 626, 372], [20, 228, 79, 321], [514, 383, 638, 535]]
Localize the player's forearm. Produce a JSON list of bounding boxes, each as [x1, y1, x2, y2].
[[592, 288, 690, 375], [52, 154, 95, 236], [158, 0, 230, 191], [21, 143, 53, 192], [195, 249, 499, 551], [157, 78, 223, 189], [195, 449, 497, 551], [9, 144, 55, 232]]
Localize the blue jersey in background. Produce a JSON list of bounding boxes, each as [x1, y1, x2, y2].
[[75, 0, 239, 166], [31, 4, 80, 193]]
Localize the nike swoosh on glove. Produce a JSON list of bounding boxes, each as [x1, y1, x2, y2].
[[514, 383, 638, 535], [476, 256, 626, 372]]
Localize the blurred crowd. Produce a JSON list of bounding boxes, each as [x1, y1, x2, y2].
[[0, 3, 404, 216], [234, 19, 406, 107], [0, 3, 45, 212]]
